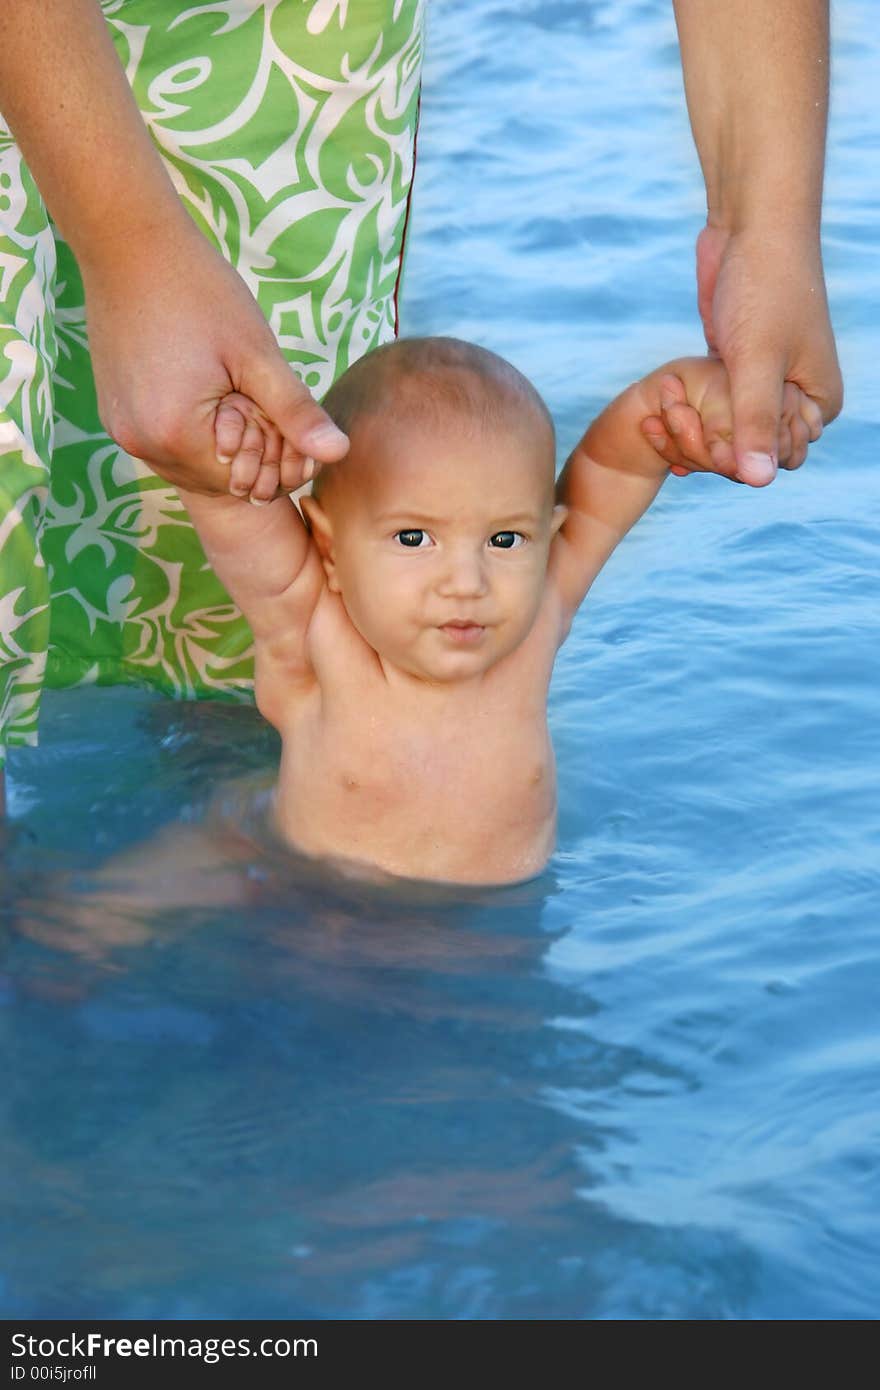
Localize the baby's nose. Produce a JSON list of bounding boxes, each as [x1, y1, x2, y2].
[[437, 546, 489, 598]]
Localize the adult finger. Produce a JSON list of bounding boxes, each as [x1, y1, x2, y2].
[[279, 440, 314, 494], [800, 393, 824, 443], [777, 382, 812, 471], [726, 352, 784, 487], [776, 416, 793, 469], [783, 413, 810, 472], [784, 381, 824, 447], [243, 357, 349, 466], [694, 375, 754, 481]]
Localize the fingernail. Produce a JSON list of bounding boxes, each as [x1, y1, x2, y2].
[[303, 421, 348, 452], [217, 453, 233, 465], [249, 496, 271, 508], [737, 451, 778, 486], [302, 456, 315, 482], [229, 485, 249, 498], [660, 389, 677, 410]]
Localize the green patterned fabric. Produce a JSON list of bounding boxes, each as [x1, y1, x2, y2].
[[0, 0, 423, 764]]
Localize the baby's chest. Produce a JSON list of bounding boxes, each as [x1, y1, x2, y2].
[[298, 689, 553, 811]]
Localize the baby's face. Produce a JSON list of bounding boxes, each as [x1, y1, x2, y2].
[[309, 410, 564, 683]]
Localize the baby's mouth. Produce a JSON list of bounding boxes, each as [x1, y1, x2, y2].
[[438, 620, 486, 644]]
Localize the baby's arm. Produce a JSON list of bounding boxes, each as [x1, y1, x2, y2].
[[550, 356, 820, 626], [550, 363, 687, 623], [178, 479, 323, 726]]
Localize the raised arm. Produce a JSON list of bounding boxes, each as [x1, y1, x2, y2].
[[551, 374, 672, 623], [0, 0, 347, 496], [179, 485, 323, 720], [672, 0, 841, 484], [553, 354, 824, 623]]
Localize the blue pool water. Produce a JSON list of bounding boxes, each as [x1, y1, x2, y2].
[[2, 0, 878, 1319]]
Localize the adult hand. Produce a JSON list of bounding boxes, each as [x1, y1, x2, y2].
[[651, 225, 842, 485], [669, 1, 842, 486], [82, 222, 349, 498], [641, 369, 824, 482], [695, 222, 842, 483], [0, 0, 348, 498]]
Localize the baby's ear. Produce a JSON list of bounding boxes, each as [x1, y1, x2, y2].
[[300, 495, 341, 592]]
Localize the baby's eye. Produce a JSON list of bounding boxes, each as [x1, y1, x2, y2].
[[395, 528, 431, 548], [489, 531, 525, 549]]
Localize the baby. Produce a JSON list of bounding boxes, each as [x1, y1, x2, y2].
[[177, 337, 819, 886]]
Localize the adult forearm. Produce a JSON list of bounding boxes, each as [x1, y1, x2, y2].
[[0, 0, 192, 271], [0, 0, 347, 496], [673, 0, 829, 237]]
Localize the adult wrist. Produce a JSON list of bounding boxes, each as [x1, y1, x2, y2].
[[72, 199, 209, 294], [703, 202, 824, 258]]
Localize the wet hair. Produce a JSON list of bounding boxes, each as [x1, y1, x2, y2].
[[316, 336, 555, 489]]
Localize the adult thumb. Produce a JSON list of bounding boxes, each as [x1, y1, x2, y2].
[[727, 352, 784, 488], [244, 354, 349, 464]]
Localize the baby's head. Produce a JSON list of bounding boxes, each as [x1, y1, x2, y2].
[[302, 336, 566, 683]]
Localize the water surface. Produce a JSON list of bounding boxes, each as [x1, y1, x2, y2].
[[2, 0, 878, 1319]]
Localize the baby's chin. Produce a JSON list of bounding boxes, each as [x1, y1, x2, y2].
[[377, 631, 511, 685]]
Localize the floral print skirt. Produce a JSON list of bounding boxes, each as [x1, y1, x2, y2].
[[0, 0, 423, 763]]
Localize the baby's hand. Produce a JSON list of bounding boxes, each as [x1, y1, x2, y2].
[[215, 392, 320, 503], [641, 361, 824, 486]]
